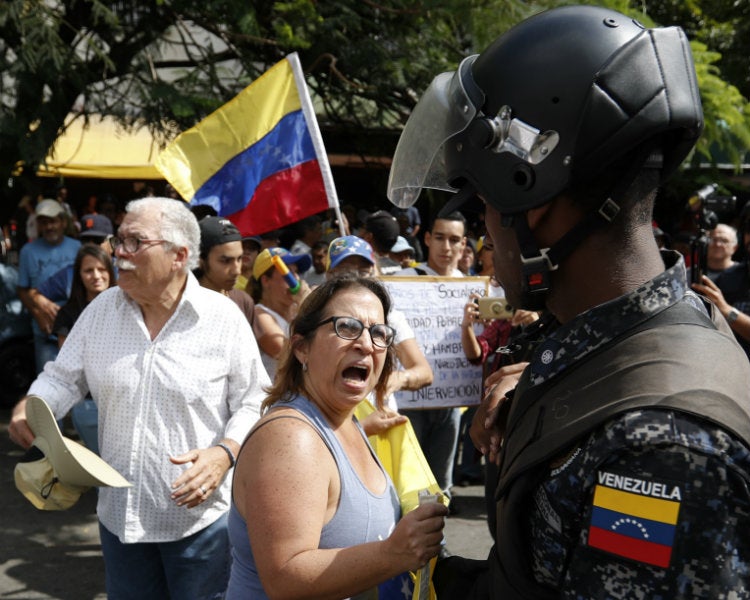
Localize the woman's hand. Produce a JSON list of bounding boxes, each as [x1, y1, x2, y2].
[[462, 293, 483, 329], [385, 502, 448, 571], [361, 409, 407, 436]]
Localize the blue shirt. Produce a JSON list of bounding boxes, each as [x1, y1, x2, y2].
[[17, 236, 80, 335]]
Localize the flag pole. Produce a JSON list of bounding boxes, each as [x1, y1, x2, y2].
[[287, 52, 346, 237]]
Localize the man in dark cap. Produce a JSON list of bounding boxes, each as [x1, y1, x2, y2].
[[361, 210, 402, 275], [197, 216, 255, 326]]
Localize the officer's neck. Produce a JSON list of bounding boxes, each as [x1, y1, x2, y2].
[[546, 224, 664, 324]]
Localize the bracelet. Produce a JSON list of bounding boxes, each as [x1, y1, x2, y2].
[[216, 442, 236, 468]]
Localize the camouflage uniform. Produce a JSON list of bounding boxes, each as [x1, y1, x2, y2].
[[514, 251, 750, 598]]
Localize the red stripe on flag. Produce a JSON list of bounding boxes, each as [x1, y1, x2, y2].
[[588, 526, 672, 568], [227, 160, 328, 236]]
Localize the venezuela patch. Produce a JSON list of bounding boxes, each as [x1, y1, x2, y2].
[[587, 470, 681, 568]]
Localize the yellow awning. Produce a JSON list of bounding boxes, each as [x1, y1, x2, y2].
[[37, 114, 166, 179], [30, 112, 389, 181]]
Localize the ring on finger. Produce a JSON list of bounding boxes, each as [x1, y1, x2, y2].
[[199, 485, 208, 496]]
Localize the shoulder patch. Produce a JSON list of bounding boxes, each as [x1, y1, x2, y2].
[[587, 470, 681, 569]]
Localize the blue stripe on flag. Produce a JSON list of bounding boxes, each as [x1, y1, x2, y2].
[[590, 506, 676, 547], [192, 109, 315, 215]]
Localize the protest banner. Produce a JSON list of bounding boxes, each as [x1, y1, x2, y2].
[[380, 276, 490, 409]]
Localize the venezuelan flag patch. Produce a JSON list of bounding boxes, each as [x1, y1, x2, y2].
[[587, 470, 681, 568]]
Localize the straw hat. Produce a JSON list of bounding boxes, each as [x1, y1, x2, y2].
[[14, 396, 131, 510]]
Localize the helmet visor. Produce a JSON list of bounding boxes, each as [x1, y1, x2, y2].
[[387, 56, 480, 208]]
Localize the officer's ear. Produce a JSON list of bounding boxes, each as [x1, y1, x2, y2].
[[526, 203, 552, 233], [527, 195, 583, 248]]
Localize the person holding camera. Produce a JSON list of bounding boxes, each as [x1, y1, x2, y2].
[[694, 210, 750, 360], [387, 5, 750, 597]]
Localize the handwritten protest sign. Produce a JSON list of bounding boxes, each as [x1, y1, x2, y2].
[[380, 276, 489, 409]]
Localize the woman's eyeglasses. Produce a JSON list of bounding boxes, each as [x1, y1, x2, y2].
[[314, 316, 395, 348]]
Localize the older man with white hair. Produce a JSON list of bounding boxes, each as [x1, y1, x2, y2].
[[10, 197, 270, 599]]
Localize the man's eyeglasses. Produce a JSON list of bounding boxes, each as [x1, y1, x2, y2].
[[314, 316, 395, 348], [110, 236, 170, 254]]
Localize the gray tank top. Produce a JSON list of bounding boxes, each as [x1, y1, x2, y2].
[[226, 394, 401, 600]]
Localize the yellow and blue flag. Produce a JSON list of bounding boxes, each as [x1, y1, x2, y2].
[[156, 53, 339, 235], [355, 400, 446, 599]]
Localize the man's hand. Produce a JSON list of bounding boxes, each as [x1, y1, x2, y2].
[[9, 397, 34, 449], [18, 288, 60, 335], [170, 443, 236, 509], [692, 275, 732, 314], [470, 362, 528, 464]]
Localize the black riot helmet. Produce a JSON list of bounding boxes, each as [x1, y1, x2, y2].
[[388, 5, 704, 309], [388, 5, 703, 213]]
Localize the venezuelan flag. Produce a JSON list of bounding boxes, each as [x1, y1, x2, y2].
[[587, 480, 680, 568], [156, 53, 339, 235]]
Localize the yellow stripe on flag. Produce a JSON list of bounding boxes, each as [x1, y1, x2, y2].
[[593, 485, 680, 525], [155, 57, 302, 201]]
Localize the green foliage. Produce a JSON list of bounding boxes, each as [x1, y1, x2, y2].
[[0, 0, 749, 196], [690, 41, 750, 170], [631, 0, 750, 170]]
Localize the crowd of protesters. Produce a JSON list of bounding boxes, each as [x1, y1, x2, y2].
[[3, 151, 750, 597]]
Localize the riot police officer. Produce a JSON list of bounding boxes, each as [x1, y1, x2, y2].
[[388, 5, 750, 598]]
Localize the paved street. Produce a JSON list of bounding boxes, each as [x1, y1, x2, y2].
[[0, 410, 106, 600], [0, 408, 493, 599]]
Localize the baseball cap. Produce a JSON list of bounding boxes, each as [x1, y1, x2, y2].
[[242, 235, 263, 251], [363, 210, 400, 250], [253, 247, 312, 280], [14, 396, 131, 510], [390, 236, 414, 255], [79, 214, 114, 239], [327, 236, 376, 271], [35, 199, 65, 219], [199, 216, 241, 254]]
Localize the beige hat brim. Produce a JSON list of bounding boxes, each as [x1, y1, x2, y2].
[[26, 396, 131, 488]]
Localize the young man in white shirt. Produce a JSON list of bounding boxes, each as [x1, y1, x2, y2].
[[396, 212, 467, 502]]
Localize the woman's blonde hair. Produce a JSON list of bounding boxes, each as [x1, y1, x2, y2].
[[262, 273, 395, 412]]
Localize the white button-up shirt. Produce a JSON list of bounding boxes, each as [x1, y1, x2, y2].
[[29, 273, 270, 543]]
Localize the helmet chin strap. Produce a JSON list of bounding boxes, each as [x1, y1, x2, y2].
[[505, 199, 621, 311], [504, 142, 660, 311]]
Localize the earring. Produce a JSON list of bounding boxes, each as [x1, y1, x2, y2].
[[302, 362, 308, 372]]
